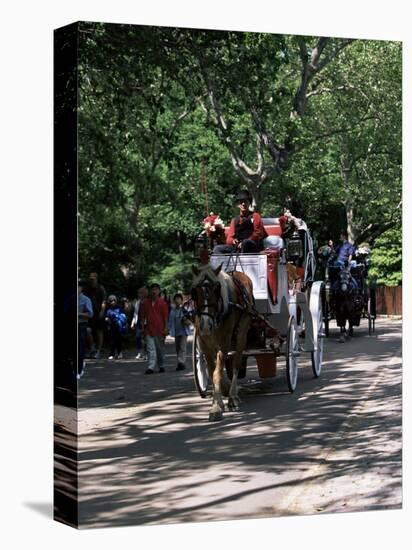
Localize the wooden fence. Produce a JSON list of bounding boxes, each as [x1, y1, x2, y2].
[[375, 285, 402, 316]]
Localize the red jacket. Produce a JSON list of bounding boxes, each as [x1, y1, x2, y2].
[[278, 215, 288, 235], [139, 297, 169, 337], [226, 211, 267, 245]]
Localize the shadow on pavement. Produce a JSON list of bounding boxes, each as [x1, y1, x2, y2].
[[54, 318, 402, 528]]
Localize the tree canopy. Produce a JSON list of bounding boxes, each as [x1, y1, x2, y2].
[[77, 22, 402, 295]]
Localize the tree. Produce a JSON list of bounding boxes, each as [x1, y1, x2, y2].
[[368, 227, 402, 286], [170, 31, 354, 209], [290, 39, 402, 244], [76, 23, 402, 292]]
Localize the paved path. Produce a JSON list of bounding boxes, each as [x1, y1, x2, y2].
[[56, 317, 402, 528]]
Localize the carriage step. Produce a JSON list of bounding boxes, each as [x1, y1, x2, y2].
[[228, 349, 276, 357]]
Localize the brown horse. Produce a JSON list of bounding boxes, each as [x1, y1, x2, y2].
[[191, 263, 253, 421]]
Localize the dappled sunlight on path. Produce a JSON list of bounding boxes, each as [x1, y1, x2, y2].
[[54, 317, 402, 528]]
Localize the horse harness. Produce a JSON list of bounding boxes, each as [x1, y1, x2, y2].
[[191, 270, 277, 336], [191, 271, 252, 328], [191, 273, 224, 325]]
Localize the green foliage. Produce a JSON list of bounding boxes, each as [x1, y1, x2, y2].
[[76, 23, 402, 296], [369, 227, 402, 286], [147, 253, 195, 296]]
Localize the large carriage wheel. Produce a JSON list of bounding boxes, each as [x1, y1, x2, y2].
[[192, 328, 209, 398], [286, 316, 299, 392], [309, 281, 324, 378]]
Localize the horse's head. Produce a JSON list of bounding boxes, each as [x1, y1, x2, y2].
[[337, 267, 353, 295], [191, 263, 224, 335]]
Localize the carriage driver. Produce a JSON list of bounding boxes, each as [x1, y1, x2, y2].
[[331, 231, 358, 290], [332, 231, 356, 268], [213, 190, 268, 254]]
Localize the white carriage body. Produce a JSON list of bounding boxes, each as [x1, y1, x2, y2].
[[210, 217, 320, 350], [210, 252, 288, 315]]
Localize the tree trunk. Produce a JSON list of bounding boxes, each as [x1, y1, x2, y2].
[[346, 203, 356, 243]]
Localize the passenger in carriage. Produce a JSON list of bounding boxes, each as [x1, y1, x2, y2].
[[332, 231, 356, 267], [212, 189, 268, 254], [263, 207, 300, 250]]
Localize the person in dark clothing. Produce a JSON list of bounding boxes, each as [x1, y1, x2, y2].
[[78, 281, 93, 379], [330, 231, 358, 292], [168, 293, 191, 371], [213, 190, 267, 254], [105, 295, 128, 360], [83, 272, 106, 359]]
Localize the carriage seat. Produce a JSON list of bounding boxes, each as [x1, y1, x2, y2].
[[220, 219, 283, 304]]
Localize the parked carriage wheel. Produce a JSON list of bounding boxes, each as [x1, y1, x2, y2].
[[322, 286, 330, 338], [286, 316, 299, 392], [309, 282, 324, 378], [192, 328, 209, 398], [368, 286, 377, 334]]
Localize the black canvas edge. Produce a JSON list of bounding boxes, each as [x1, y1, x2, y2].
[[53, 21, 79, 529]]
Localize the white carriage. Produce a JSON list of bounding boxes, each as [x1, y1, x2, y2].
[[193, 217, 325, 396]]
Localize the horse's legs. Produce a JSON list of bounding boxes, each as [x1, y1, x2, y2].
[[228, 317, 250, 411], [209, 350, 226, 422], [228, 366, 239, 411]]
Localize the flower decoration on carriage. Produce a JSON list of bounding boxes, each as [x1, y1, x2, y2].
[[202, 212, 226, 243], [356, 242, 371, 256]]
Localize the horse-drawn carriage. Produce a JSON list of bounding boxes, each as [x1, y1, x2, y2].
[[191, 217, 325, 419], [320, 246, 377, 340]]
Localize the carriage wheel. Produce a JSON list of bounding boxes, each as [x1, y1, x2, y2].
[[192, 328, 209, 398], [369, 287, 377, 333], [322, 287, 330, 338], [310, 286, 324, 378], [286, 316, 299, 392]]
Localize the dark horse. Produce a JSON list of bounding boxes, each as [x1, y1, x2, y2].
[[191, 263, 253, 421], [330, 267, 361, 342]]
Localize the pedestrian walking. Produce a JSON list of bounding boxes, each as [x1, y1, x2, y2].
[[168, 293, 191, 371], [105, 295, 128, 360], [131, 286, 148, 360], [139, 283, 169, 374], [78, 281, 93, 379], [83, 271, 106, 359]]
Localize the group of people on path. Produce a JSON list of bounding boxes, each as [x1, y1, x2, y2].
[[77, 272, 193, 380]]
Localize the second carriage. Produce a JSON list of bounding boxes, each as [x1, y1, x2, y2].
[[320, 246, 377, 338], [193, 217, 326, 397]]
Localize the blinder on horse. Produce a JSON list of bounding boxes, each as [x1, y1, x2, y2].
[[191, 276, 223, 325], [337, 268, 356, 294]]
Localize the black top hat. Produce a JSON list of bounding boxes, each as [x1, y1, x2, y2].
[[236, 189, 252, 203]]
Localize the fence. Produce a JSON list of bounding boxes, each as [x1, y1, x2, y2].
[[375, 285, 402, 316]]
